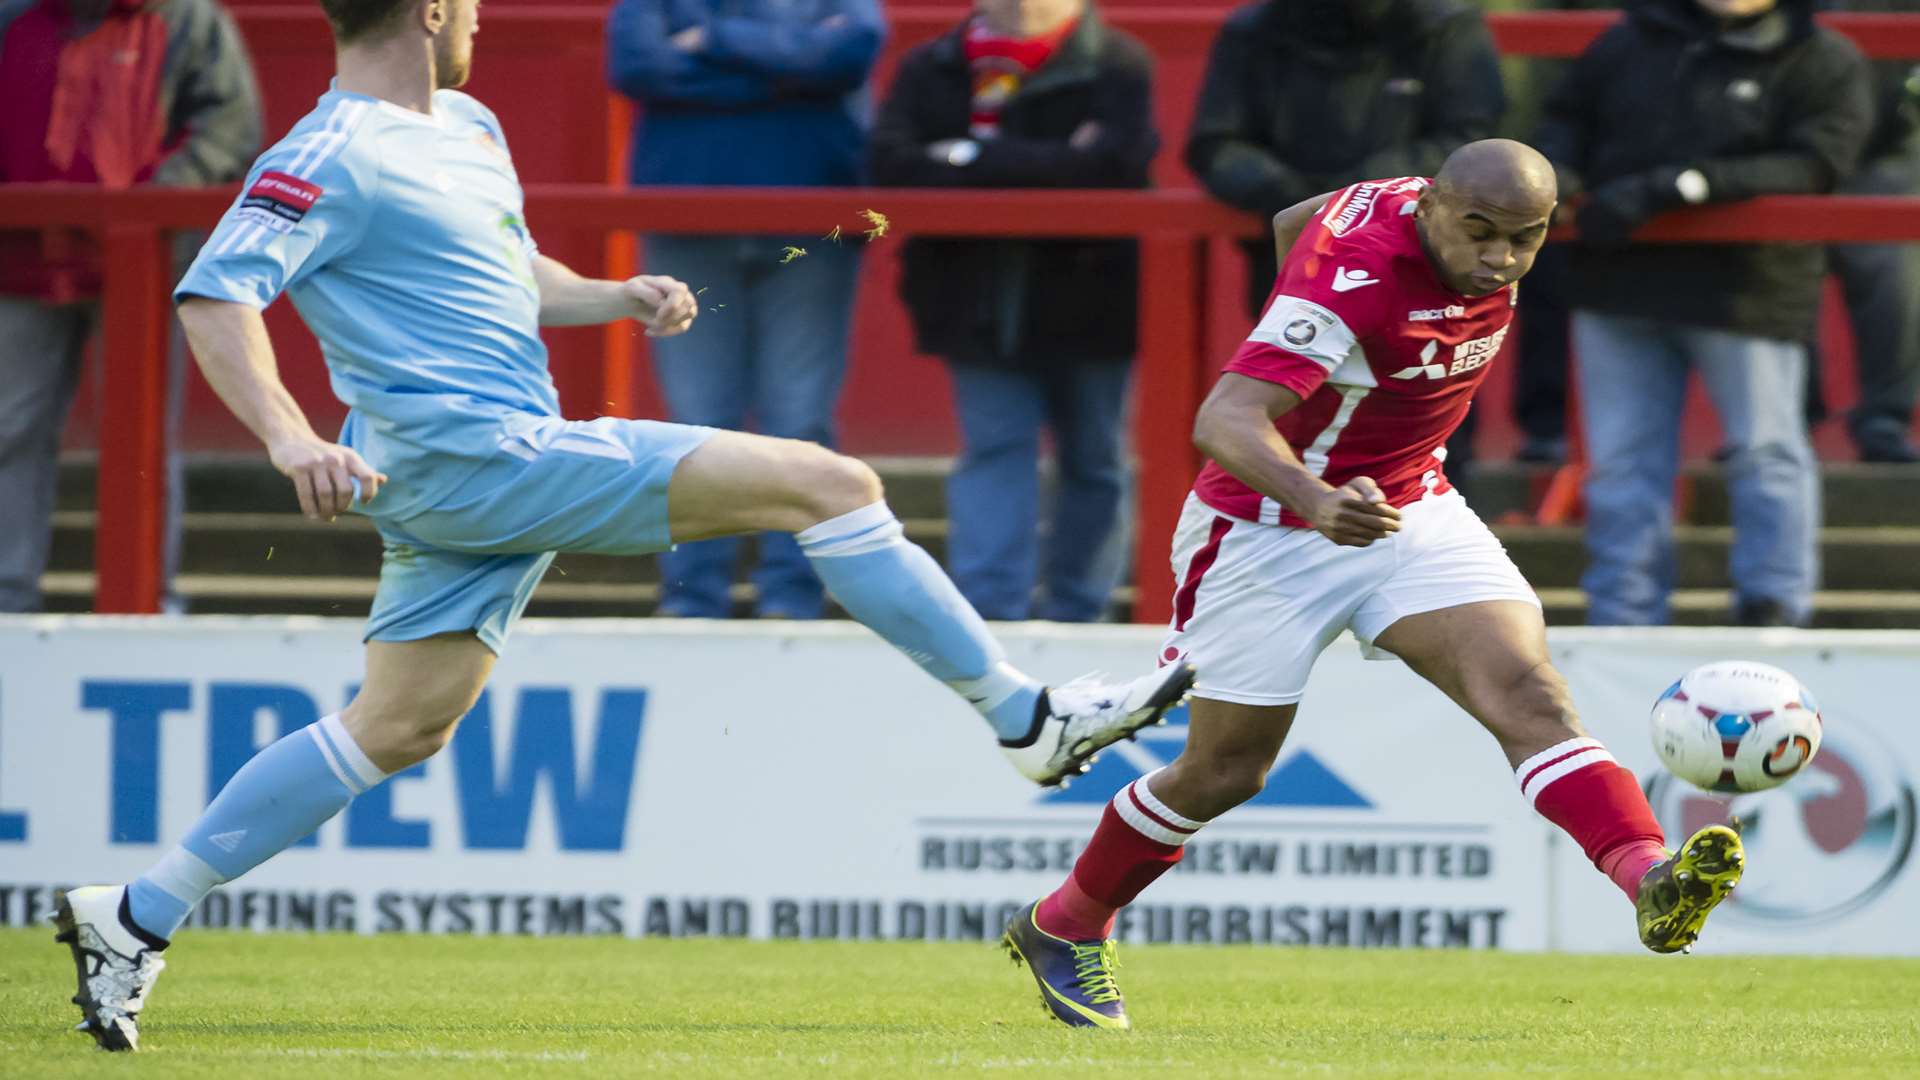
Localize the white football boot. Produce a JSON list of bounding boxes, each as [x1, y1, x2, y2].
[[1002, 663, 1196, 787], [52, 885, 168, 1052]]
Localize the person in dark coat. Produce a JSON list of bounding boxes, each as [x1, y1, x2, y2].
[[1825, 0, 1920, 462], [1535, 0, 1872, 628], [869, 0, 1157, 622], [1184, 0, 1505, 316]]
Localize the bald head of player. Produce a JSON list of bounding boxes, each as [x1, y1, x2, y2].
[[1415, 139, 1558, 298]]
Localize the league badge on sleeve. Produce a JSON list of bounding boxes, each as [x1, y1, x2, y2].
[[235, 171, 324, 234]]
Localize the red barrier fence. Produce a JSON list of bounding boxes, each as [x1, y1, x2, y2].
[[5, 185, 1919, 620]]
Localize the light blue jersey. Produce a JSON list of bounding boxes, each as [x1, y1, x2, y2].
[[177, 85, 716, 651], [176, 87, 558, 520]]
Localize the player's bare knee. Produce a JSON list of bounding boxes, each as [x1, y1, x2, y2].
[[343, 689, 477, 770], [1160, 752, 1270, 820], [797, 451, 883, 524]]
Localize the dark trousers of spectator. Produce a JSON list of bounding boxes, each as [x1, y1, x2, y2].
[[645, 234, 860, 619], [942, 357, 1132, 622], [1830, 152, 1920, 457], [1513, 244, 1573, 452], [0, 297, 185, 612]]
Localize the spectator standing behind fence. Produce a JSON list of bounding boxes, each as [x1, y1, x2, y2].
[[869, 0, 1157, 622], [1535, 0, 1871, 627], [1825, 0, 1920, 463], [0, 0, 261, 613], [1184, 0, 1504, 318], [606, 0, 884, 619]]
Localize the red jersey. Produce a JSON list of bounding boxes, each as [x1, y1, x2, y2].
[[1192, 177, 1517, 528]]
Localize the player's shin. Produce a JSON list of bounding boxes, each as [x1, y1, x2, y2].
[[1517, 737, 1668, 901], [795, 501, 1043, 739], [1036, 771, 1209, 940], [125, 713, 389, 941]]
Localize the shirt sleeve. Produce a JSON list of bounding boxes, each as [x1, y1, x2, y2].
[[1225, 221, 1396, 400], [173, 128, 378, 308]]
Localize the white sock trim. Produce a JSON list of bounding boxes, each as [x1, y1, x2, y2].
[[950, 660, 1030, 715], [1521, 749, 1617, 807], [318, 713, 388, 793], [1112, 778, 1202, 847], [309, 725, 359, 792], [1514, 737, 1605, 786], [795, 501, 903, 557], [1135, 769, 1206, 830], [143, 846, 226, 905]]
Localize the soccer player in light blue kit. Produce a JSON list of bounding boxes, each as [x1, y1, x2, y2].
[[49, 0, 1192, 1051]]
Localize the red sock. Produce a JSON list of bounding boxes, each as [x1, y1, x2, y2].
[[1035, 771, 1206, 940], [1518, 737, 1668, 902]]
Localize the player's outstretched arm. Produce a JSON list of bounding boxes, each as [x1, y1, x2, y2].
[[531, 254, 697, 335], [1193, 372, 1400, 548], [177, 297, 385, 521]]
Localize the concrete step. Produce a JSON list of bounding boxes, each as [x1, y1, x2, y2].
[[1463, 461, 1920, 527], [1498, 525, 1920, 591], [54, 454, 955, 520], [50, 512, 1920, 594], [58, 455, 1920, 526], [42, 572, 1920, 630], [46, 512, 951, 583]]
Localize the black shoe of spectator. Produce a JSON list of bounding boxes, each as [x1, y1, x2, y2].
[[1853, 422, 1920, 464], [1517, 435, 1567, 465], [1735, 598, 1793, 627]]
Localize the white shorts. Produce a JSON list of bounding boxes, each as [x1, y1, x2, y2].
[[1159, 490, 1539, 707]]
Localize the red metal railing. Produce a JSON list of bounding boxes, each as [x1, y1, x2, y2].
[[5, 186, 1919, 621]]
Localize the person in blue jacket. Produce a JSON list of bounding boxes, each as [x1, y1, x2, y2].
[[607, 0, 885, 620]]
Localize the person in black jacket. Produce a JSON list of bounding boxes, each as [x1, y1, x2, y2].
[[1825, 0, 1920, 462], [1184, 0, 1505, 316], [1535, 0, 1872, 628], [869, 0, 1157, 622]]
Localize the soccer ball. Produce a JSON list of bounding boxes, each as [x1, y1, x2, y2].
[[1649, 661, 1822, 794]]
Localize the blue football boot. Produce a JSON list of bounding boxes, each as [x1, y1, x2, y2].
[[1002, 902, 1130, 1030]]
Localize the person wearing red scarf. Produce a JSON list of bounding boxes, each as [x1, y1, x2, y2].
[[0, 0, 261, 611], [870, 0, 1158, 625]]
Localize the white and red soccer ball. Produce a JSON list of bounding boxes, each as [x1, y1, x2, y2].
[[1649, 661, 1823, 794]]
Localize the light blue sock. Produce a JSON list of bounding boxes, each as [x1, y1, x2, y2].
[[797, 502, 1044, 741], [126, 713, 387, 941]]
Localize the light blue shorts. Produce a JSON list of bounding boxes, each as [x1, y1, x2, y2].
[[364, 415, 717, 654]]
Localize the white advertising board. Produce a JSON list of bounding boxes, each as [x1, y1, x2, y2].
[[1, 618, 1912, 954]]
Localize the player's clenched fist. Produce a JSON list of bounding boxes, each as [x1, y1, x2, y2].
[[1306, 476, 1402, 547], [268, 435, 386, 522], [623, 274, 698, 338]]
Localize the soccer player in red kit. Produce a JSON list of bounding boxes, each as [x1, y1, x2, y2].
[[1002, 140, 1745, 1030]]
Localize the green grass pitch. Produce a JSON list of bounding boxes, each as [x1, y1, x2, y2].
[[3, 930, 1917, 1078]]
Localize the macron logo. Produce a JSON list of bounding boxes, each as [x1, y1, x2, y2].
[[1330, 268, 1379, 293]]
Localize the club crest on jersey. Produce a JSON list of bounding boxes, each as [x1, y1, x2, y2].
[[234, 171, 323, 234]]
